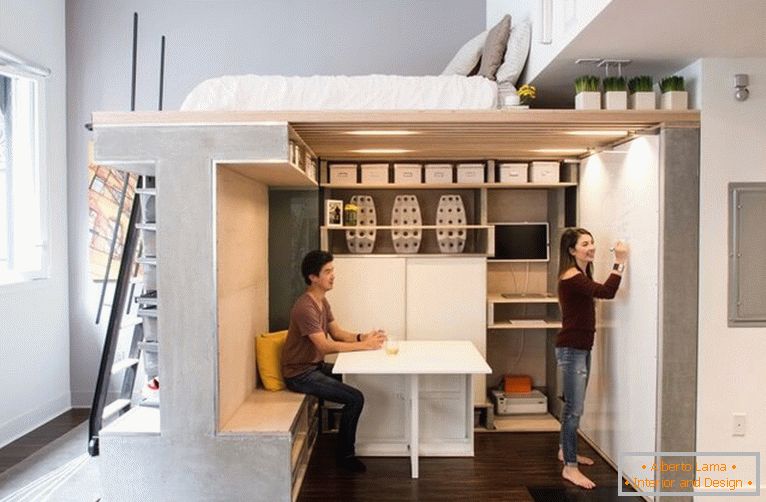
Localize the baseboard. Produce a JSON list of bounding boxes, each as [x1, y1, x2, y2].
[[0, 392, 71, 448]]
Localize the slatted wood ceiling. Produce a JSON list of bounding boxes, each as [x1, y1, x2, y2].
[[92, 110, 700, 160]]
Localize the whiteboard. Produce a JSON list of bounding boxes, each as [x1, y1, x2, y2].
[[577, 135, 660, 483]]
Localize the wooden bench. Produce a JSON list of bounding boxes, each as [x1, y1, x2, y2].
[[221, 389, 319, 502]]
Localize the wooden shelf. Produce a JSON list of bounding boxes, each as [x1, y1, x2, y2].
[[321, 224, 492, 231], [488, 320, 562, 330], [324, 182, 577, 189], [487, 293, 558, 304]]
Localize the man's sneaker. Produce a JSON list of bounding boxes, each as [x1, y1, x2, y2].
[[141, 378, 160, 407], [336, 455, 367, 473]]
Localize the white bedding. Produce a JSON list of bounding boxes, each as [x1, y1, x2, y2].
[[180, 74, 499, 111]]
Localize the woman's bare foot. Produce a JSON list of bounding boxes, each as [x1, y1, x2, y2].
[[558, 447, 594, 465], [562, 465, 596, 489]]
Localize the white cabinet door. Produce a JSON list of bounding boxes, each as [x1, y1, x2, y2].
[[327, 257, 409, 449], [405, 257, 487, 404], [327, 257, 406, 337]]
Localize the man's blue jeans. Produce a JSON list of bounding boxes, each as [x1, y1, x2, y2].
[[284, 362, 364, 459], [555, 347, 591, 466]]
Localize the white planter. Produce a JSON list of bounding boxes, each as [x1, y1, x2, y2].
[[630, 91, 656, 110], [575, 91, 601, 110], [661, 91, 688, 110], [604, 91, 627, 110]]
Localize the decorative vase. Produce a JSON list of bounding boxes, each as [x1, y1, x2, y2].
[[630, 91, 656, 110], [435, 195, 466, 253], [661, 91, 688, 110], [345, 195, 376, 253], [391, 195, 422, 254], [604, 91, 627, 110], [575, 91, 601, 110]]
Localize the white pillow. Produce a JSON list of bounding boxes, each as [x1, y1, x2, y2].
[[495, 21, 532, 85], [441, 30, 489, 76]]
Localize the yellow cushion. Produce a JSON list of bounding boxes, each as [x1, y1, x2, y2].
[[256, 330, 288, 391]]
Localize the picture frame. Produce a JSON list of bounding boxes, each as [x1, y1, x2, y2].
[[325, 199, 343, 227]]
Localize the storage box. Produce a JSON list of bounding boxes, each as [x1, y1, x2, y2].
[[529, 161, 560, 183], [456, 163, 484, 184], [424, 163, 453, 184], [498, 163, 528, 184], [360, 163, 389, 184], [329, 164, 357, 184], [504, 374, 532, 394], [393, 163, 422, 184]]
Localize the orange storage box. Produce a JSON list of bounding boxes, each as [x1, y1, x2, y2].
[[504, 374, 532, 394]]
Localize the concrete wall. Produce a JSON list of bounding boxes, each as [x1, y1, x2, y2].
[[66, 0, 485, 406], [0, 0, 70, 447], [695, 57, 766, 498]]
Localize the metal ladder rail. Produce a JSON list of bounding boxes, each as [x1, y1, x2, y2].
[[88, 185, 141, 456]]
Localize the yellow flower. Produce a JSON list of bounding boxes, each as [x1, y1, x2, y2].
[[517, 85, 537, 105]]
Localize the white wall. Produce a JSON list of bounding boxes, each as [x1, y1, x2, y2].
[[66, 0, 485, 406], [486, 0, 613, 82], [0, 0, 69, 447], [696, 57, 766, 498]]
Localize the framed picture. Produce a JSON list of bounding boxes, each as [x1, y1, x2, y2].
[[326, 199, 343, 227]]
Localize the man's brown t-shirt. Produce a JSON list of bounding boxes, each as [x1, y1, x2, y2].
[[281, 292, 334, 379]]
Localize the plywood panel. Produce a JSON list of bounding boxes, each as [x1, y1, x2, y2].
[[577, 135, 660, 476], [217, 166, 269, 428]]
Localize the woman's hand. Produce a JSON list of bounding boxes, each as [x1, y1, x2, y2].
[[613, 240, 629, 263]]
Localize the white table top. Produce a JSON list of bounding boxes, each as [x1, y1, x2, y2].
[[333, 340, 491, 375]]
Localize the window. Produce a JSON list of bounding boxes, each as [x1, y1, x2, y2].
[[0, 68, 48, 285]]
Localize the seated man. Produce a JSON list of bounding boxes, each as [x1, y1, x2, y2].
[[281, 250, 385, 473]]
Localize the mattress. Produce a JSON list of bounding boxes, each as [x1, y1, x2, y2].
[[180, 74, 499, 111]]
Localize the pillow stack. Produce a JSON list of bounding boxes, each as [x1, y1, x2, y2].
[[441, 15, 532, 87]]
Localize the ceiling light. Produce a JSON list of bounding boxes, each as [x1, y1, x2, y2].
[[566, 130, 629, 137], [531, 148, 588, 154], [350, 148, 414, 154], [345, 130, 419, 136]]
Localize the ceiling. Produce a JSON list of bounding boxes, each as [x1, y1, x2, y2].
[[529, 0, 766, 107]]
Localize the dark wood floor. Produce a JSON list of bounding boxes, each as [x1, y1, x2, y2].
[[298, 432, 640, 502], [0, 408, 90, 475]]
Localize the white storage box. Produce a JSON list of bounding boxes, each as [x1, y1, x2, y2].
[[456, 163, 484, 184], [529, 161, 560, 183], [329, 164, 357, 184], [499, 163, 528, 184], [393, 163, 422, 184], [424, 163, 453, 184], [498, 162, 529, 184], [361, 163, 389, 184]]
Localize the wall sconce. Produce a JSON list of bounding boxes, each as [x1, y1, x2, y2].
[[735, 74, 749, 102]]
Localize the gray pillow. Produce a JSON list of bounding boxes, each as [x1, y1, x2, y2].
[[478, 14, 511, 80]]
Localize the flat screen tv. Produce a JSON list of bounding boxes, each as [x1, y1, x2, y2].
[[491, 223, 550, 261]]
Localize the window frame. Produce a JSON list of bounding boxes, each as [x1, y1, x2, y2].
[[0, 64, 50, 287]]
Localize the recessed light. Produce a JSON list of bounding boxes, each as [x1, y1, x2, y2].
[[350, 148, 414, 154], [345, 130, 420, 136], [566, 130, 629, 137]]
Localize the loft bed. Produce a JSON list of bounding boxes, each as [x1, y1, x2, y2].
[[180, 15, 532, 112], [91, 108, 699, 502]]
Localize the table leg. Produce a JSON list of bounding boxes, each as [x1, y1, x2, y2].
[[410, 374, 419, 479]]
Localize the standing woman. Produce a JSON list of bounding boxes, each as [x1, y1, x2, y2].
[[555, 228, 628, 489]]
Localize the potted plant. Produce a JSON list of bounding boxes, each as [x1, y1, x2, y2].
[[628, 76, 655, 110], [603, 76, 627, 110], [574, 75, 601, 110], [660, 76, 687, 110]]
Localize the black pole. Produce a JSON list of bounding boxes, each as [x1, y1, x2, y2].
[[130, 12, 138, 111], [158, 36, 166, 111]]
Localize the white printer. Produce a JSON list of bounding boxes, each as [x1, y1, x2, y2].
[[491, 389, 548, 415]]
